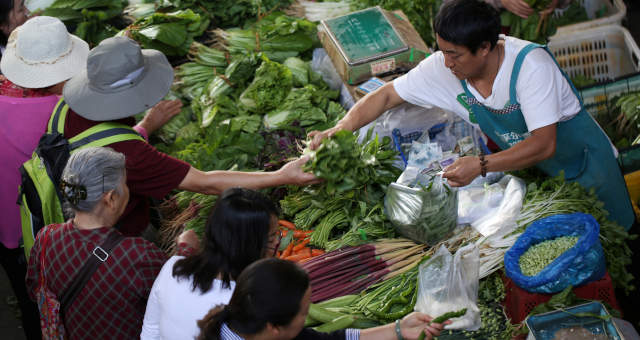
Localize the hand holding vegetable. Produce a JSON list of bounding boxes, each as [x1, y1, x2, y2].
[[176, 229, 200, 253], [138, 99, 183, 135], [442, 156, 482, 187], [398, 312, 448, 340], [307, 125, 345, 150], [277, 156, 322, 186]]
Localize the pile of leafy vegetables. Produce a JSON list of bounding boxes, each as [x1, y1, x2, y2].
[[165, 0, 293, 28], [213, 13, 318, 63], [350, 0, 442, 47], [593, 91, 640, 149], [124, 9, 209, 56], [44, 0, 127, 46], [280, 130, 401, 250], [501, 1, 588, 43]]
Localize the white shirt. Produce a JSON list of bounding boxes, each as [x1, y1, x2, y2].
[[393, 35, 582, 133], [140, 256, 236, 340]]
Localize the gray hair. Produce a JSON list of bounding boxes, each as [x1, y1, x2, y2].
[[61, 146, 126, 213]]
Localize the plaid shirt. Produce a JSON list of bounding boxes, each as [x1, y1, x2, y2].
[[0, 76, 51, 98], [26, 222, 167, 340]]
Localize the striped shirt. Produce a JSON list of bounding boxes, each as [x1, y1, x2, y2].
[[220, 323, 361, 340]]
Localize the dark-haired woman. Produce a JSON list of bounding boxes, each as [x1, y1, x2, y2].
[[141, 188, 282, 340], [0, 0, 28, 61], [198, 258, 446, 340]]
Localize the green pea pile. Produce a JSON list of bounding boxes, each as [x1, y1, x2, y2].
[[519, 236, 579, 276]]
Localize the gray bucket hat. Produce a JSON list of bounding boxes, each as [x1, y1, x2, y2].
[[63, 36, 174, 121]]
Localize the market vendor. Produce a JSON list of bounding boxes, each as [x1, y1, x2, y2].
[[309, 0, 635, 230], [57, 36, 318, 237]]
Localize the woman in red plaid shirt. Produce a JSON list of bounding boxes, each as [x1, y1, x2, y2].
[[26, 147, 167, 340]]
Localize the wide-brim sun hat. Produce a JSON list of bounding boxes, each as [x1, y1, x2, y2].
[[63, 36, 174, 121], [0, 16, 90, 89]]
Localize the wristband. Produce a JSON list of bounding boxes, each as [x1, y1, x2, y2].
[[479, 154, 488, 177], [133, 124, 149, 141], [395, 319, 404, 340]]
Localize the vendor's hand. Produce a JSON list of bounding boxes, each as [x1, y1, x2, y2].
[[307, 126, 342, 150], [400, 312, 448, 340], [501, 0, 535, 18], [176, 229, 200, 253], [442, 156, 482, 187], [277, 156, 322, 186], [138, 99, 183, 135]]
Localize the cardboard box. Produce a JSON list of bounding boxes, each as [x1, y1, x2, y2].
[[319, 7, 431, 86]]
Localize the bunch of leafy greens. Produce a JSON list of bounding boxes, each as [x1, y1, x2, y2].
[[125, 9, 209, 56], [165, 0, 293, 28], [239, 57, 293, 113], [214, 13, 318, 63], [279, 130, 401, 249], [593, 91, 640, 149], [350, 0, 443, 47], [44, 0, 127, 46], [501, 1, 588, 43]]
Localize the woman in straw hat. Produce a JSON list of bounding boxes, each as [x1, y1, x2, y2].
[[0, 15, 89, 340], [60, 36, 318, 238]]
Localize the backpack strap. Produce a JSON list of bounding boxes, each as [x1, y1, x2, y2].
[[46, 98, 70, 134], [68, 122, 145, 151]]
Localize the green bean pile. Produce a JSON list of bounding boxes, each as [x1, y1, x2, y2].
[[519, 236, 579, 276]]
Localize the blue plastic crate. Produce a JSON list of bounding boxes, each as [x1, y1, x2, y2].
[[525, 302, 622, 340]]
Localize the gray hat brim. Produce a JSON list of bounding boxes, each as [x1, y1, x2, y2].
[[62, 49, 174, 121]]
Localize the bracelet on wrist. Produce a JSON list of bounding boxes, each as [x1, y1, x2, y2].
[[395, 319, 404, 340], [479, 154, 488, 177]]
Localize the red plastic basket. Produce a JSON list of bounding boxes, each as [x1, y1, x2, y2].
[[503, 272, 621, 323]]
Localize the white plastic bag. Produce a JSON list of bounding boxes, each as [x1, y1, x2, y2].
[[415, 244, 481, 331], [457, 175, 526, 237]]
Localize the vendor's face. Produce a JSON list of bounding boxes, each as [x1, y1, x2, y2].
[[1, 0, 29, 37], [436, 34, 488, 80]]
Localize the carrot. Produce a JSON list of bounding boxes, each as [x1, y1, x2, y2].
[[293, 230, 313, 239], [311, 249, 325, 257], [281, 242, 295, 258], [276, 251, 281, 258], [281, 229, 288, 237], [293, 239, 310, 252], [279, 220, 296, 230], [285, 253, 312, 262]]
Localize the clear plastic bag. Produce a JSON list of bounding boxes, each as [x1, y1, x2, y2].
[[415, 244, 481, 331], [458, 175, 526, 237], [384, 175, 458, 245]]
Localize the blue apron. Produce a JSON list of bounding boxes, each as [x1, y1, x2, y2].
[[459, 43, 634, 230]]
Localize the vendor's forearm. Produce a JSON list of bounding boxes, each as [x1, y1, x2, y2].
[[178, 168, 288, 195], [486, 124, 557, 172], [336, 82, 405, 131]]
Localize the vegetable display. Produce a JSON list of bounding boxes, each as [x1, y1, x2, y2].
[[500, 1, 588, 43]]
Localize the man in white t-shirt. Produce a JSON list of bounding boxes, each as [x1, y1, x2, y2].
[[309, 0, 634, 229]]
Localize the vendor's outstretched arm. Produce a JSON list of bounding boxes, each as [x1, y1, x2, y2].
[[443, 123, 556, 186], [308, 82, 406, 149], [178, 156, 319, 195]]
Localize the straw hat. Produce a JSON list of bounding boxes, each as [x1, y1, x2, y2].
[[0, 16, 89, 89], [62, 36, 174, 121]]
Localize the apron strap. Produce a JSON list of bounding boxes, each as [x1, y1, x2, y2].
[[509, 43, 542, 106]]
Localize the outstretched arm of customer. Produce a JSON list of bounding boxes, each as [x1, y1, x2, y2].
[[178, 156, 319, 195], [308, 82, 405, 150], [360, 312, 446, 340], [443, 123, 557, 187]]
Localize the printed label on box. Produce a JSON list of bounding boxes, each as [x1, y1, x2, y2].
[[370, 58, 395, 75]]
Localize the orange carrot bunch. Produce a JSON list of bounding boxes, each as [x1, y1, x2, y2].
[[276, 220, 324, 263]]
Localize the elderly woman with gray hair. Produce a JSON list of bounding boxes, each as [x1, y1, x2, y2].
[[26, 146, 166, 340]]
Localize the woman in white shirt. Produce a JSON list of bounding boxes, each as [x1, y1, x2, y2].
[[141, 188, 282, 340]]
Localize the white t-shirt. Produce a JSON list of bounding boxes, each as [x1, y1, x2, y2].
[[140, 256, 236, 340], [393, 35, 582, 133]]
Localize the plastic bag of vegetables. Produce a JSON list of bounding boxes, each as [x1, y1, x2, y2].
[[384, 173, 457, 245], [415, 244, 481, 330], [504, 212, 606, 294]]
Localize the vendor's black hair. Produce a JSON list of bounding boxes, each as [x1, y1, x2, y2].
[[172, 188, 279, 293], [0, 0, 15, 45], [196, 258, 310, 340], [433, 0, 501, 53]]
